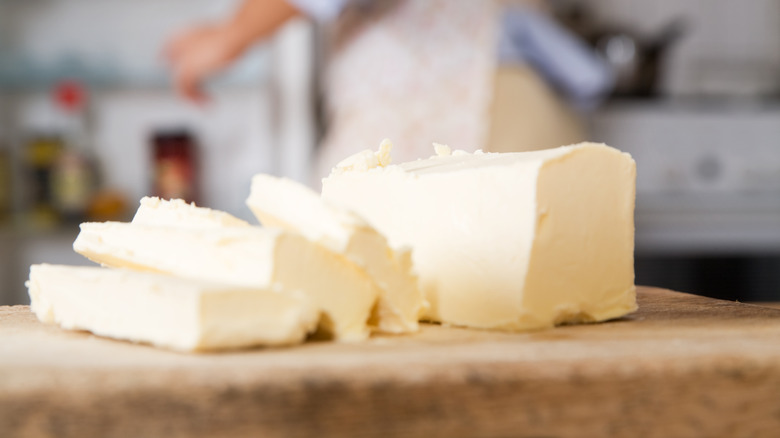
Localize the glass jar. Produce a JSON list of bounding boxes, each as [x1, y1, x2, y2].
[[150, 129, 199, 204]]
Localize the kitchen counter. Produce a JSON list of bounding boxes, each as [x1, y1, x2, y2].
[[2, 286, 780, 437]]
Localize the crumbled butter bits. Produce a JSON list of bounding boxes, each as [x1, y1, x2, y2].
[[376, 139, 393, 166], [332, 139, 394, 175], [132, 197, 250, 228], [433, 143, 452, 157], [333, 150, 378, 174]]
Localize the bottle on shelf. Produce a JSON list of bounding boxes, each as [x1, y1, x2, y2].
[[22, 134, 63, 229], [50, 80, 98, 224]]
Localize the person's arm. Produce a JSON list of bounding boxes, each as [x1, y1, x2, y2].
[[166, 0, 301, 102]]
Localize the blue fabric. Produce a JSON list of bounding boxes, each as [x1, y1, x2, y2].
[[498, 5, 614, 109], [287, 0, 351, 21]]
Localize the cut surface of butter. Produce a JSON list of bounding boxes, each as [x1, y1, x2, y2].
[[27, 264, 319, 351], [132, 197, 250, 228], [322, 142, 637, 331], [73, 223, 377, 341], [247, 174, 426, 334]]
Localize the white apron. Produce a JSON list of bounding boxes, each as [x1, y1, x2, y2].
[[313, 0, 586, 179], [315, 0, 499, 178]]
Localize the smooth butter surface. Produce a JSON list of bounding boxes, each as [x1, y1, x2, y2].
[[247, 174, 426, 334], [27, 264, 319, 351], [73, 223, 377, 341], [322, 142, 637, 330]]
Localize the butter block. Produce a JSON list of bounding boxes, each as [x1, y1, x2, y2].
[[247, 174, 426, 334], [27, 264, 319, 351], [322, 142, 637, 331], [73, 223, 378, 341], [132, 197, 250, 228]]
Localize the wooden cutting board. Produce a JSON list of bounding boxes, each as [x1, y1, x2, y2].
[[2, 286, 780, 438]]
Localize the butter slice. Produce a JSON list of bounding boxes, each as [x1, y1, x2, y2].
[[132, 197, 250, 228], [27, 264, 318, 351], [322, 142, 637, 331], [73, 223, 377, 341], [246, 174, 426, 334]]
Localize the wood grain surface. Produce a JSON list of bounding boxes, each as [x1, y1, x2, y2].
[[2, 286, 780, 438]]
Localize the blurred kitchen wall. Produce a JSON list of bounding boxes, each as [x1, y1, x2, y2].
[[0, 0, 316, 304], [1, 0, 778, 305], [563, 0, 780, 301]]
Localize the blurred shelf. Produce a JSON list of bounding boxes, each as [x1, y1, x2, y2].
[[598, 96, 780, 114], [0, 74, 270, 93], [0, 224, 81, 240], [0, 47, 272, 92], [636, 215, 780, 256], [635, 193, 780, 256]]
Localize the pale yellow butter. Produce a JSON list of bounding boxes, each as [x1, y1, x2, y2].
[[322, 142, 637, 331], [27, 264, 319, 351], [73, 223, 378, 341], [247, 174, 426, 334]]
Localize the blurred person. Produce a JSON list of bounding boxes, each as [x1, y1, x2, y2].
[[166, 0, 613, 180]]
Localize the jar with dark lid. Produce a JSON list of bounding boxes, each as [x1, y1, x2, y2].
[[150, 129, 199, 204]]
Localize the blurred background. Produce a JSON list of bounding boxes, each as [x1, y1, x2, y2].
[[0, 0, 778, 305]]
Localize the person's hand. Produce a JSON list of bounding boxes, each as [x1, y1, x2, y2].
[[165, 24, 244, 103]]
